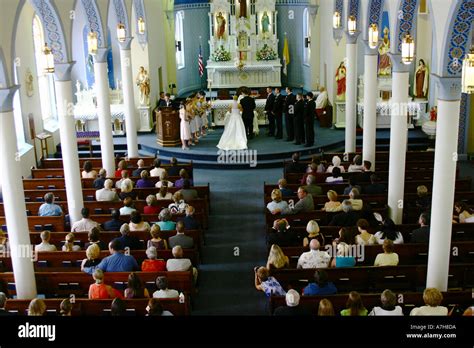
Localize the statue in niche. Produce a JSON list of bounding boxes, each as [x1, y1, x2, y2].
[[25, 68, 34, 97], [378, 27, 392, 76], [335, 61, 346, 101], [238, 0, 247, 18], [216, 12, 226, 40], [413, 59, 429, 99], [136, 66, 150, 106], [261, 11, 270, 38]]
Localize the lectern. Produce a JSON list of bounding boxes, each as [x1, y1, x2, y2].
[[155, 107, 180, 147]]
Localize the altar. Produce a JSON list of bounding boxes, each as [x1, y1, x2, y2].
[[356, 101, 427, 129], [211, 99, 268, 126], [206, 0, 281, 89]]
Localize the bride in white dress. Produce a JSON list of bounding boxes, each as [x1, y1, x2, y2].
[[217, 96, 248, 150]]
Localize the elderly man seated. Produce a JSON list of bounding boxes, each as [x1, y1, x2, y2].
[[38, 192, 63, 217], [274, 187, 314, 215], [166, 245, 198, 283], [297, 239, 331, 269]]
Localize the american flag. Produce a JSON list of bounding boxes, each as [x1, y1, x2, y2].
[[198, 45, 204, 77]]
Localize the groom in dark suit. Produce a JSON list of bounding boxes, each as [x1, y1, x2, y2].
[[239, 88, 256, 139], [273, 87, 285, 139]]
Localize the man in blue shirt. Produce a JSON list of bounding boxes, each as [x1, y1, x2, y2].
[[303, 270, 338, 296], [38, 192, 63, 217], [83, 239, 139, 274]]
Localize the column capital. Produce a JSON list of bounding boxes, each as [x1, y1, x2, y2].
[[333, 28, 344, 45], [118, 37, 133, 50], [0, 85, 19, 112], [431, 75, 462, 101], [345, 31, 361, 44], [93, 48, 109, 63], [54, 62, 76, 81], [362, 40, 379, 55], [388, 53, 410, 73]]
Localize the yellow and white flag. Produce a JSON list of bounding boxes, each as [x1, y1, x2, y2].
[[282, 36, 290, 75]]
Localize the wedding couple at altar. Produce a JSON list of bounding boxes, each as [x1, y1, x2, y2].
[[217, 87, 258, 151]]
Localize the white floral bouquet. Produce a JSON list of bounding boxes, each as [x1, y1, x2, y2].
[[211, 45, 231, 62], [256, 44, 277, 61]]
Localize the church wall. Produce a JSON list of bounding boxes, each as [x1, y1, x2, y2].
[[107, 2, 122, 87], [174, 2, 210, 97], [309, 1, 321, 91], [71, 0, 88, 95], [163, 0, 177, 94]]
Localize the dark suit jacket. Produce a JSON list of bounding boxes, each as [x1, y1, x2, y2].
[[169, 233, 194, 249], [177, 216, 200, 230], [0, 308, 12, 316], [285, 161, 306, 174], [329, 211, 361, 227], [304, 99, 316, 120], [265, 93, 275, 113], [411, 225, 430, 243], [114, 235, 143, 250], [103, 218, 126, 231], [273, 94, 285, 116], [93, 177, 106, 189], [159, 100, 173, 108], [284, 93, 296, 114], [295, 99, 305, 118], [363, 183, 387, 194], [240, 96, 256, 119]]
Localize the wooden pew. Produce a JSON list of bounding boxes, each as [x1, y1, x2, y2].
[[40, 157, 189, 169], [0, 271, 195, 297], [269, 264, 474, 293], [315, 151, 435, 163], [31, 169, 191, 181], [279, 241, 474, 266], [269, 291, 472, 316], [5, 297, 190, 316], [0, 249, 200, 272]]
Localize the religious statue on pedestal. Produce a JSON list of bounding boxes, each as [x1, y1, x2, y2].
[[136, 66, 150, 106], [216, 12, 226, 40], [413, 59, 429, 99], [378, 27, 392, 76], [335, 61, 346, 101], [238, 0, 247, 18], [261, 11, 270, 39]]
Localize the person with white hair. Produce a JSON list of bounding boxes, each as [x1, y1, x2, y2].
[[166, 245, 198, 282], [119, 178, 137, 200], [141, 246, 166, 272], [35, 230, 57, 252], [273, 289, 311, 316], [303, 220, 325, 247], [96, 179, 120, 202], [297, 239, 331, 269], [326, 156, 346, 173], [132, 159, 147, 177]]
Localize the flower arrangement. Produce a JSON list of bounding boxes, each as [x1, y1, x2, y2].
[[256, 44, 277, 61], [211, 45, 231, 62]]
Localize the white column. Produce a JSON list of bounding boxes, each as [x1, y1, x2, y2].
[[93, 49, 115, 177], [362, 45, 378, 170], [426, 78, 462, 291], [119, 38, 138, 158], [54, 63, 84, 224], [0, 87, 37, 298], [387, 56, 409, 224], [345, 32, 359, 154]]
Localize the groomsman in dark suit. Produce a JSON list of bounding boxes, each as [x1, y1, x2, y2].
[[284, 87, 296, 141], [304, 92, 316, 147], [158, 93, 172, 107], [273, 87, 285, 139], [265, 87, 275, 136], [239, 89, 257, 139], [294, 93, 305, 145]]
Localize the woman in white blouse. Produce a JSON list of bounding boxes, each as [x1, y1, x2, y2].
[[355, 219, 376, 245], [410, 288, 448, 316], [266, 189, 289, 214], [326, 156, 346, 173], [374, 239, 399, 266]]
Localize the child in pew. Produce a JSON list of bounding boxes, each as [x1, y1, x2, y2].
[[88, 269, 123, 300], [254, 266, 286, 298], [62, 232, 81, 252]]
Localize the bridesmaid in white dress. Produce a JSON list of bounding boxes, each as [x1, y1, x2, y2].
[[179, 102, 191, 150], [217, 96, 248, 151]]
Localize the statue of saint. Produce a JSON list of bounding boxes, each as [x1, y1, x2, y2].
[[413, 59, 429, 99], [136, 66, 150, 106], [378, 27, 392, 76], [335, 61, 346, 101], [238, 0, 247, 18], [216, 12, 226, 40], [261, 11, 270, 38]]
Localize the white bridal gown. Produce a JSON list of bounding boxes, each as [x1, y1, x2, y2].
[[217, 99, 248, 151]]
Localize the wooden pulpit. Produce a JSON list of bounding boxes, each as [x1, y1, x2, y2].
[[155, 107, 181, 147]]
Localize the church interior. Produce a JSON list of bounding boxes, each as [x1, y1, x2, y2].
[[0, 0, 473, 332]]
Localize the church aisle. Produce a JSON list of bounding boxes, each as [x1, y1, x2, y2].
[[191, 168, 282, 315]]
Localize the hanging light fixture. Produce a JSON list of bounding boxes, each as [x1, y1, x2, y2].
[[138, 17, 146, 34], [87, 30, 98, 55], [117, 22, 126, 42], [333, 11, 341, 29], [348, 15, 357, 35], [401, 33, 415, 64], [368, 23, 379, 49], [462, 47, 474, 94], [42, 43, 54, 74]]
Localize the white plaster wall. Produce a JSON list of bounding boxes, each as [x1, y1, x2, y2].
[[309, 0, 321, 90], [71, 0, 88, 93], [107, 2, 122, 85]]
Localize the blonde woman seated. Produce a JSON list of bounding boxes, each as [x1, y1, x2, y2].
[[410, 288, 448, 316], [88, 269, 119, 299], [155, 170, 174, 188], [368, 289, 403, 316], [318, 299, 335, 316], [348, 188, 363, 211], [81, 244, 102, 272], [374, 240, 399, 266], [266, 244, 289, 270], [266, 189, 289, 214], [147, 224, 168, 250], [326, 156, 346, 173], [355, 219, 376, 246], [62, 232, 81, 251], [28, 299, 46, 316], [156, 182, 173, 200], [322, 190, 342, 212], [129, 211, 151, 233], [96, 179, 120, 202], [303, 220, 325, 247], [168, 191, 188, 214]]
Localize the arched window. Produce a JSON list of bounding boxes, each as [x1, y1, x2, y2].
[[32, 15, 57, 128], [303, 8, 311, 65], [175, 11, 185, 69]]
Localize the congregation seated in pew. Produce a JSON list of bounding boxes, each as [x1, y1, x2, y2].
[[71, 208, 100, 232], [120, 197, 136, 216], [302, 270, 337, 296], [326, 156, 346, 174], [167, 246, 198, 283], [368, 289, 403, 316], [374, 217, 404, 244], [153, 276, 179, 299], [124, 272, 150, 299], [35, 231, 57, 252], [89, 269, 123, 299], [142, 247, 166, 272], [114, 224, 143, 250], [93, 169, 107, 189], [129, 211, 151, 233], [136, 170, 154, 189], [147, 225, 168, 250], [169, 221, 194, 249], [82, 161, 98, 179], [83, 239, 139, 274], [96, 179, 120, 202], [373, 240, 399, 267], [266, 244, 289, 270], [38, 192, 63, 217], [103, 210, 126, 232], [325, 167, 343, 183], [81, 244, 102, 271], [322, 190, 342, 212]]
